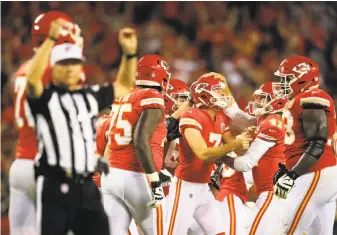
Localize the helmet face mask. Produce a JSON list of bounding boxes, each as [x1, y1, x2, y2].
[[171, 93, 189, 111], [209, 84, 234, 110], [164, 78, 189, 114], [252, 82, 288, 116], [272, 74, 296, 99], [251, 91, 272, 116]]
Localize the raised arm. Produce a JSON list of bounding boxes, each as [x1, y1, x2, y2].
[[113, 27, 138, 99], [26, 20, 63, 98]]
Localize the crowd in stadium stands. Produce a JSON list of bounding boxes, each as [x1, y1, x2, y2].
[[1, 2, 337, 226]]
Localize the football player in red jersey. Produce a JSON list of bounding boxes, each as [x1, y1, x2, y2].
[[221, 82, 288, 234], [8, 11, 83, 235], [165, 75, 251, 235], [272, 56, 337, 235], [163, 78, 190, 171], [94, 114, 140, 235], [101, 54, 170, 235]]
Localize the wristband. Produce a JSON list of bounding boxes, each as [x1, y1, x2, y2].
[[288, 170, 299, 180], [125, 52, 138, 59], [146, 172, 160, 182]]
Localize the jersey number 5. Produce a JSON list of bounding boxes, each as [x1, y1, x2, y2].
[[109, 104, 132, 145]]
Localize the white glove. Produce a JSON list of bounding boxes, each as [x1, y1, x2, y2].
[[274, 174, 295, 199], [146, 172, 165, 208]]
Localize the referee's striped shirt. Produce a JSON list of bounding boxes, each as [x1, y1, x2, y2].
[[27, 83, 114, 176]]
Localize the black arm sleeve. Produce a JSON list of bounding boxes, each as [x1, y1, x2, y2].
[[133, 109, 164, 174], [91, 84, 114, 111], [292, 109, 328, 175]]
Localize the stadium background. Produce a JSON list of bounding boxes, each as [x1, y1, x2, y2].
[[1, 1, 337, 234]]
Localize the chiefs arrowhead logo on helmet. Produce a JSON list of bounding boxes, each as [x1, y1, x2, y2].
[[195, 83, 208, 94], [191, 75, 234, 110], [292, 63, 310, 78], [273, 56, 320, 98], [136, 54, 171, 92]]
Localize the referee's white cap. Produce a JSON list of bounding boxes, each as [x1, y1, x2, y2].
[[51, 43, 85, 66]]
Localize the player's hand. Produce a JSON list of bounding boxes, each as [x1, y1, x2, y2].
[[245, 126, 257, 136], [200, 72, 227, 83], [235, 133, 252, 150], [166, 117, 181, 141], [273, 163, 287, 185], [159, 168, 172, 187], [164, 157, 179, 169], [147, 172, 165, 208], [119, 27, 137, 55], [48, 18, 69, 41], [96, 157, 110, 175], [274, 165, 299, 199]]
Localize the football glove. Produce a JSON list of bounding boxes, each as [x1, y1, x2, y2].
[[209, 162, 223, 190], [274, 166, 299, 199], [273, 163, 288, 185], [166, 117, 181, 141], [159, 168, 172, 187], [146, 172, 165, 208], [96, 157, 110, 175]]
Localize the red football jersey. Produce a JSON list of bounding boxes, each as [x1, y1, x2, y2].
[[283, 88, 337, 173], [165, 139, 180, 162], [14, 60, 51, 160], [107, 88, 167, 173], [93, 114, 111, 187], [252, 114, 285, 196], [216, 165, 248, 203], [176, 108, 230, 183]]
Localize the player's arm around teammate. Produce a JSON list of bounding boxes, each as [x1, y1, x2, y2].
[[166, 72, 257, 144]]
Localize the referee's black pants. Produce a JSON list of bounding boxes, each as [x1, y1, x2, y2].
[[36, 174, 110, 235]]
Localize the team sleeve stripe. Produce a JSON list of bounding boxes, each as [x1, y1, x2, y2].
[[257, 133, 277, 141], [179, 118, 203, 130], [300, 97, 330, 107], [140, 98, 164, 107]]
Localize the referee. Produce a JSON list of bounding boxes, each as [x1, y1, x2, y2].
[[26, 20, 137, 235]]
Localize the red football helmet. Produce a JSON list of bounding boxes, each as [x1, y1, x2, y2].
[[164, 78, 190, 115], [190, 75, 234, 110], [248, 82, 288, 116], [273, 56, 320, 99], [31, 11, 82, 50], [135, 54, 171, 91]]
